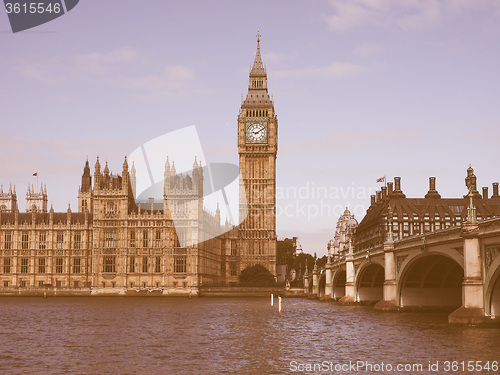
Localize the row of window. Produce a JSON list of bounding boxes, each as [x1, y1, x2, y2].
[[2, 257, 82, 274], [1, 229, 190, 250], [389, 214, 463, 221], [105, 229, 186, 248], [387, 219, 461, 236], [3, 232, 83, 250], [3, 280, 82, 288], [128, 230, 162, 248], [103, 254, 187, 273], [2, 280, 191, 288], [1, 255, 188, 274], [250, 80, 266, 90], [100, 281, 189, 288]]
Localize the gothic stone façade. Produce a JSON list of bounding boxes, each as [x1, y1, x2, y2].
[[0, 37, 277, 295]]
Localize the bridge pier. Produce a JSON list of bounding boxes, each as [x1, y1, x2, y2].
[[449, 196, 492, 324], [339, 251, 355, 305], [310, 264, 319, 298], [324, 260, 332, 300], [304, 272, 309, 296], [374, 239, 399, 310]]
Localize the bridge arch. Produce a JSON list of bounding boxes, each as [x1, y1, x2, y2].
[[355, 261, 384, 304], [307, 276, 313, 296], [318, 272, 326, 298], [484, 255, 500, 317], [398, 252, 463, 308], [332, 268, 346, 300]]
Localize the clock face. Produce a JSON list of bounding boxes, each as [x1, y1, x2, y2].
[[246, 123, 267, 143]]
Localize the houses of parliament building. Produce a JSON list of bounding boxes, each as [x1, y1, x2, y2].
[[0, 36, 278, 295]]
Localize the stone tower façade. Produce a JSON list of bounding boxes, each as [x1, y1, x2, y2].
[[237, 33, 278, 275]]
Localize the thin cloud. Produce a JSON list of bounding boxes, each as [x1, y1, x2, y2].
[[274, 62, 365, 79], [14, 47, 200, 99], [280, 127, 426, 155], [262, 51, 291, 66], [354, 44, 384, 57], [115, 65, 196, 99], [324, 0, 500, 32]]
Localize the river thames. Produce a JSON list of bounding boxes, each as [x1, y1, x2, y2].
[[0, 297, 499, 374]]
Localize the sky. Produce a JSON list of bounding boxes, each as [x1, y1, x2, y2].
[[1, 0, 500, 256]]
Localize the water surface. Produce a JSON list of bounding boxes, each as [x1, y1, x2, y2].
[[0, 297, 498, 374]]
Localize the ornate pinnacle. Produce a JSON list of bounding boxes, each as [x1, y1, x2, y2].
[[387, 205, 394, 242], [467, 185, 477, 223]]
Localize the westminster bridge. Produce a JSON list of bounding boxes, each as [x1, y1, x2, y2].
[[305, 214, 500, 324]]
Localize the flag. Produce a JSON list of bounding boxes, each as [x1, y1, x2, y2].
[[376, 176, 385, 183], [33, 172, 37, 177]]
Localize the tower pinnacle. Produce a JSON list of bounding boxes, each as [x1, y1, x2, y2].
[[250, 30, 266, 78]]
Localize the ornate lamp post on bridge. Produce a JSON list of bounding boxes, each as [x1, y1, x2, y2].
[[449, 186, 490, 324], [375, 205, 398, 310], [324, 244, 333, 300]]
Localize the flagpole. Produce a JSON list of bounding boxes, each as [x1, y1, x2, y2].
[[385, 175, 387, 189]]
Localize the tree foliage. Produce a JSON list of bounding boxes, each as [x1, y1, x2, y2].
[[239, 264, 276, 287], [277, 238, 320, 287]]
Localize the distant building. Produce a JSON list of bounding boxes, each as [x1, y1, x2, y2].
[[0, 185, 17, 213], [354, 166, 500, 252], [294, 237, 303, 256], [26, 184, 47, 213], [327, 208, 358, 260]]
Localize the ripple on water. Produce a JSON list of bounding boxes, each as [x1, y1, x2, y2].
[[0, 297, 499, 374]]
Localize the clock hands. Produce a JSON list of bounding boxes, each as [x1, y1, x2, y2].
[[247, 124, 266, 142]]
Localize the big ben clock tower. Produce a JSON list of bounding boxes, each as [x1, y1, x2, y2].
[[238, 32, 277, 275]]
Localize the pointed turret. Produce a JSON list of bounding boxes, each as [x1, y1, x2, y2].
[[81, 158, 92, 193], [122, 155, 128, 173], [94, 157, 101, 190], [130, 161, 136, 198], [242, 32, 273, 112], [246, 30, 269, 95], [250, 30, 266, 78], [104, 161, 109, 176], [165, 156, 170, 171], [95, 156, 101, 174], [216, 202, 221, 224]]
